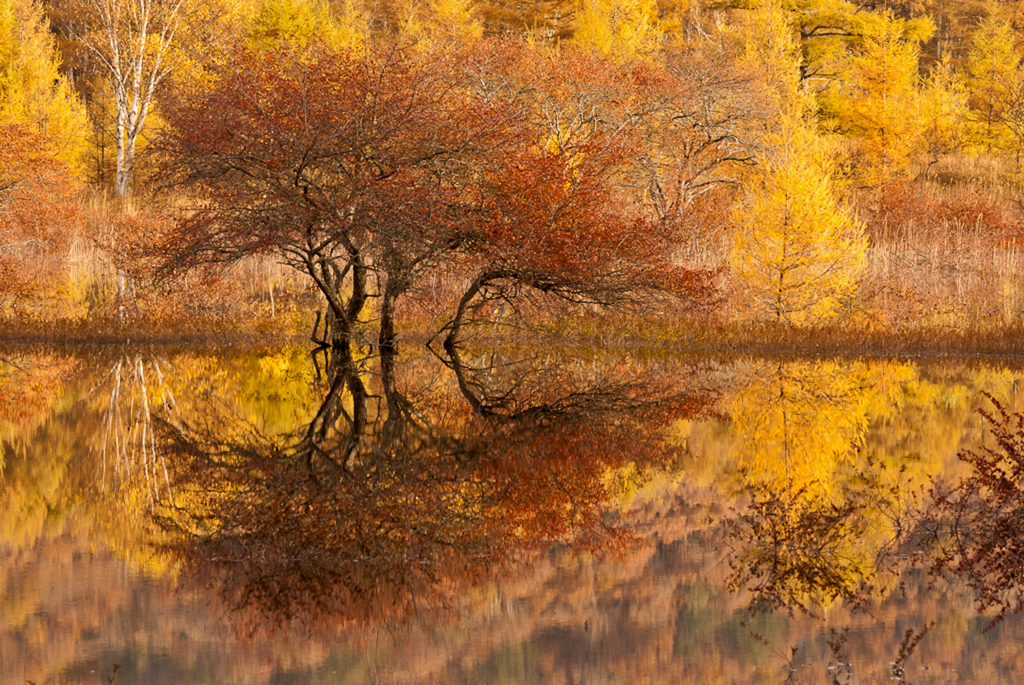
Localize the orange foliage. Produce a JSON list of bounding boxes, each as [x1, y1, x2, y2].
[[158, 40, 720, 348], [861, 181, 1019, 246], [0, 354, 78, 428], [154, 345, 711, 632], [0, 123, 81, 309]]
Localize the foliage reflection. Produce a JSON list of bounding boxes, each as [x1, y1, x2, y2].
[[723, 360, 926, 616], [154, 343, 711, 629]]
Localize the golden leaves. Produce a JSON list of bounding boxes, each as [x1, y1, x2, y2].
[[729, 119, 867, 325]]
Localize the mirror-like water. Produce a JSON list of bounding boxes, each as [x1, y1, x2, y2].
[[3, 343, 1024, 684]]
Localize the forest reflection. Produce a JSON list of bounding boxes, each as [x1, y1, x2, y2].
[[723, 360, 938, 617], [151, 342, 713, 630], [9, 350, 1024, 682]]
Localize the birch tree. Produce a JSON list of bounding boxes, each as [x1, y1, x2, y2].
[[77, 0, 186, 197]]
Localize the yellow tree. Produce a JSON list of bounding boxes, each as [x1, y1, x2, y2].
[[777, 0, 862, 86], [742, 0, 808, 116], [730, 119, 867, 325], [248, 0, 365, 51], [0, 0, 89, 170], [840, 12, 932, 186], [572, 0, 662, 62], [423, 0, 483, 44], [918, 55, 967, 176], [965, 4, 1019, 152], [166, 0, 260, 93]]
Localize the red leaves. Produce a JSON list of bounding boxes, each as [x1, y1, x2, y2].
[[158, 39, 719, 345], [159, 41, 529, 265], [932, 394, 1024, 628], [0, 123, 81, 308]]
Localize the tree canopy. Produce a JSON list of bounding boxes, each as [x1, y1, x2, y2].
[[158, 40, 718, 348]]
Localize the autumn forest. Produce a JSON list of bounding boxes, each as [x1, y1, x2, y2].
[[1, 0, 1024, 337], [6, 0, 1024, 682]]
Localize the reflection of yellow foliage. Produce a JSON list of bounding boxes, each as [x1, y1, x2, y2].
[[729, 360, 872, 495], [728, 481, 877, 613], [258, 350, 292, 377], [722, 359, 1003, 614], [857, 360, 918, 422], [605, 461, 683, 510]]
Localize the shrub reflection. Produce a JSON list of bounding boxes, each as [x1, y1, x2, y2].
[[153, 343, 710, 629]]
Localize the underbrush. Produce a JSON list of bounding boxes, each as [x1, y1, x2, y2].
[[1, 247, 318, 345], [855, 179, 1024, 328], [6, 156, 1024, 351]]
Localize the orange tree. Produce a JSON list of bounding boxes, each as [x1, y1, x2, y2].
[[157, 39, 716, 349], [158, 41, 523, 350], [153, 342, 709, 630], [0, 123, 81, 312]]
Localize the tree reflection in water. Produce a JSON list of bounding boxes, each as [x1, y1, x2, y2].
[[152, 342, 711, 630], [724, 361, 923, 617]]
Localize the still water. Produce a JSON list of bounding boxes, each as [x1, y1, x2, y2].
[[3, 342, 1024, 684]]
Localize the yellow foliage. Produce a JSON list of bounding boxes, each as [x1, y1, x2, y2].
[[656, 0, 691, 38], [248, 0, 367, 53], [167, 0, 260, 95], [965, 2, 1020, 152], [840, 12, 931, 186], [918, 55, 968, 166], [424, 0, 484, 44], [0, 0, 89, 171], [572, 0, 663, 62], [742, 0, 808, 116], [728, 360, 870, 496], [725, 359, 931, 612], [331, 0, 373, 53], [730, 118, 867, 325]]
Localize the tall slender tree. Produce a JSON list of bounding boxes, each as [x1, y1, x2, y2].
[[965, 4, 1019, 152], [841, 12, 931, 186], [74, 0, 186, 198], [918, 55, 967, 176], [730, 119, 867, 325]]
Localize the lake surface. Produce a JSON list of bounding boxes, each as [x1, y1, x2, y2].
[[3, 342, 1024, 684]]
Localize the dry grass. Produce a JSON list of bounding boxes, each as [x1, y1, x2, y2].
[[0, 190, 322, 343], [6, 158, 1024, 352], [853, 178, 1024, 328], [537, 311, 1024, 361]]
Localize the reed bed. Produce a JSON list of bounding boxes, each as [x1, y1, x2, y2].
[[5, 171, 1024, 353]]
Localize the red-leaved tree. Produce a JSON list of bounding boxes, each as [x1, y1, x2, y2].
[[159, 41, 530, 349], [0, 123, 81, 311], [158, 40, 718, 349]]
